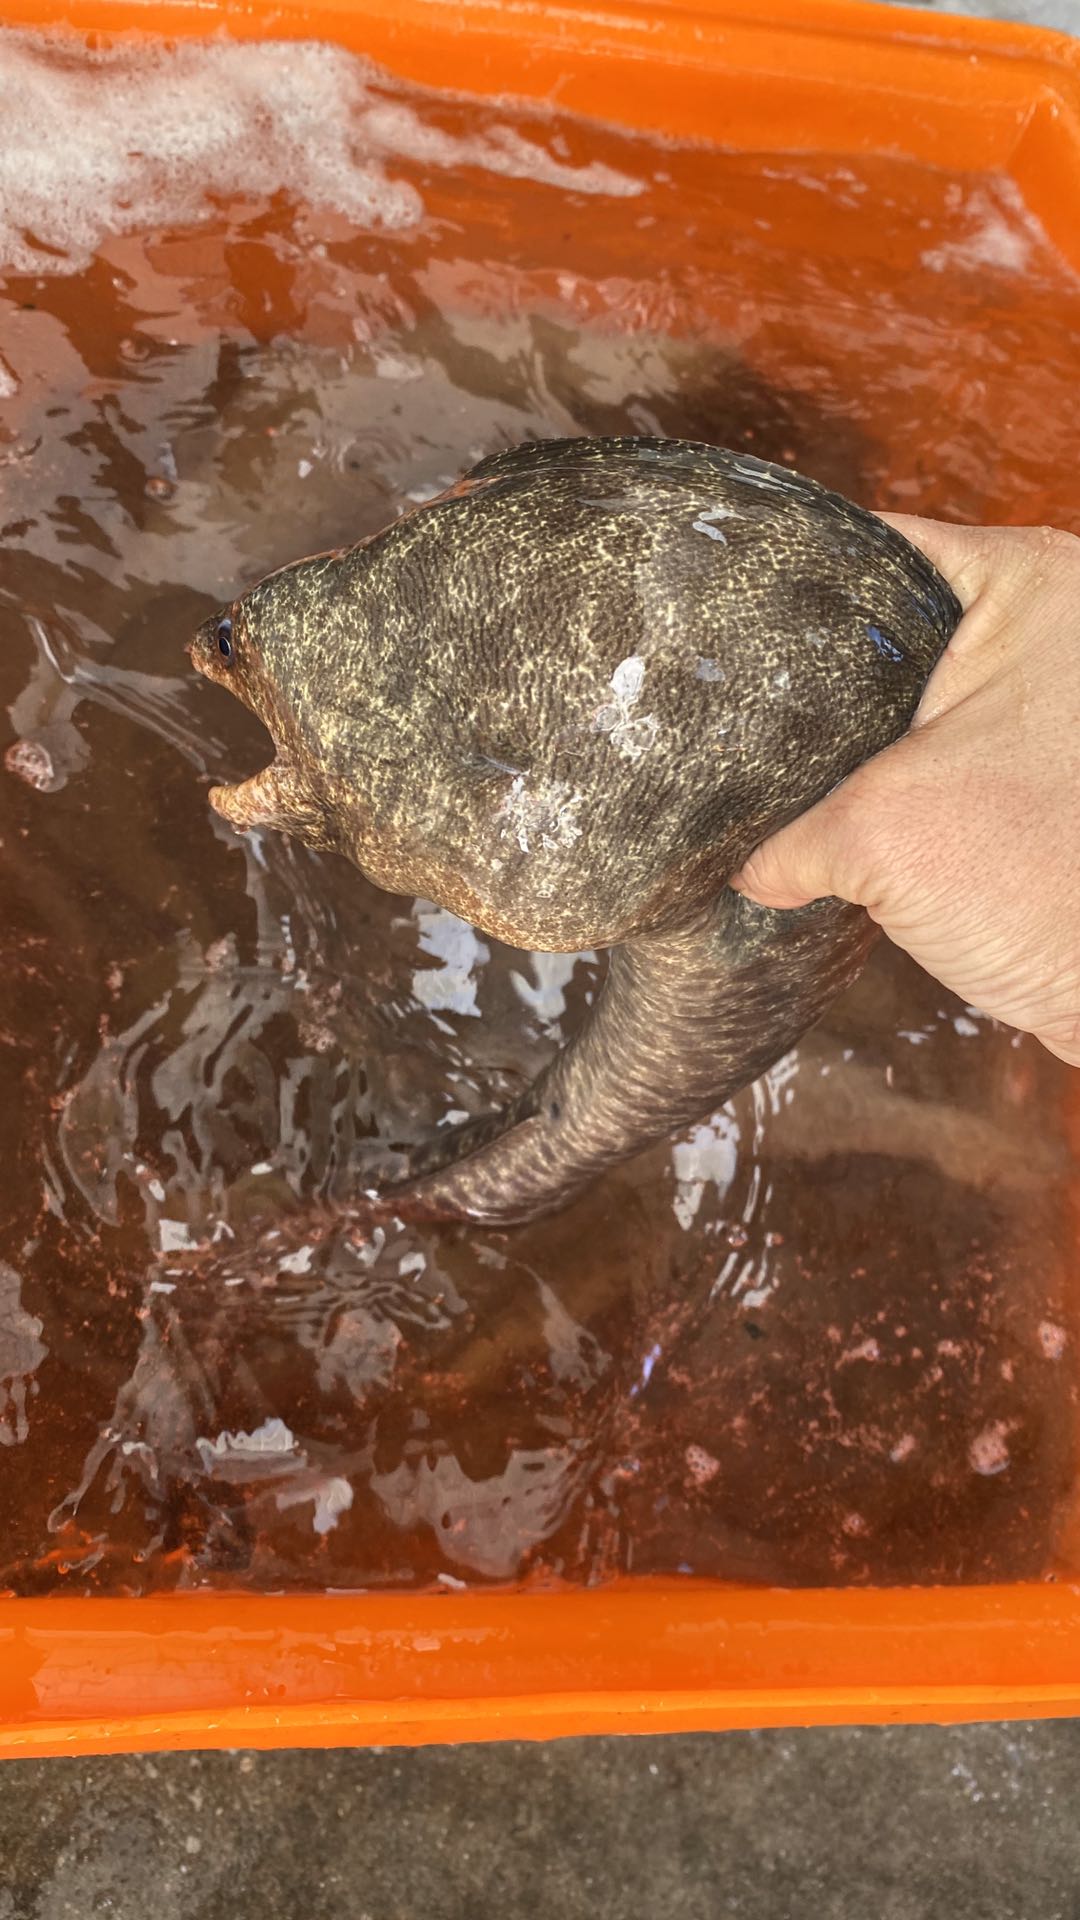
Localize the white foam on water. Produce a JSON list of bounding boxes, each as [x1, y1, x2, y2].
[[921, 180, 1049, 277], [0, 34, 417, 274], [0, 30, 642, 276], [357, 100, 643, 201]]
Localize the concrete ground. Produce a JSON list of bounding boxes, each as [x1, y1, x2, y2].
[[4, 1, 1079, 1914], [884, 0, 1079, 24], [1, 1723, 1079, 1920]]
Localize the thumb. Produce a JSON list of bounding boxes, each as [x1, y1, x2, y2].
[[731, 509, 995, 913], [731, 779, 864, 910]]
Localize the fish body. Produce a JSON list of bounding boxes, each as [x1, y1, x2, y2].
[[191, 437, 960, 1223]]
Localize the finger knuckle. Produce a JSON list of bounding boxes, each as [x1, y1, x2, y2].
[[1014, 523, 1080, 576]]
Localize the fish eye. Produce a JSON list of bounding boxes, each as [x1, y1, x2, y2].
[[216, 616, 234, 662]]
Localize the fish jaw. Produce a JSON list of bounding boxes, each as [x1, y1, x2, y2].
[[209, 754, 334, 850], [209, 756, 302, 834]]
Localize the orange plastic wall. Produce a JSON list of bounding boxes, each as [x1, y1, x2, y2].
[[2, 0, 1080, 1754], [5, 1580, 1080, 1756]]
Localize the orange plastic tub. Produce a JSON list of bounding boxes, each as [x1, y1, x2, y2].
[[3, 0, 1080, 1757]]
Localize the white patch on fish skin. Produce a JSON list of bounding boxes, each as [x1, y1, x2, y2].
[[594, 653, 661, 761], [497, 774, 584, 855], [610, 654, 646, 706], [729, 456, 791, 493], [610, 713, 661, 761], [691, 505, 735, 543]]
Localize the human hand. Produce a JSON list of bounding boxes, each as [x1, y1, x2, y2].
[[731, 517, 1080, 1067]]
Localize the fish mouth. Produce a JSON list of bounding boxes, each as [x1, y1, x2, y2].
[[207, 773, 259, 831], [208, 756, 289, 832], [189, 621, 283, 829]]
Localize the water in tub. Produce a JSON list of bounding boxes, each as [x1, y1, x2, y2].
[[0, 30, 1078, 1594]]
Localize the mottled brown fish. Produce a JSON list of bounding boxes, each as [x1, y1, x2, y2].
[[190, 437, 960, 1224]]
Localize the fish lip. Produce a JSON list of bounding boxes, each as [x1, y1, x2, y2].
[[207, 744, 295, 830], [206, 774, 251, 820], [207, 771, 264, 832], [207, 775, 244, 806], [189, 620, 290, 820]]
